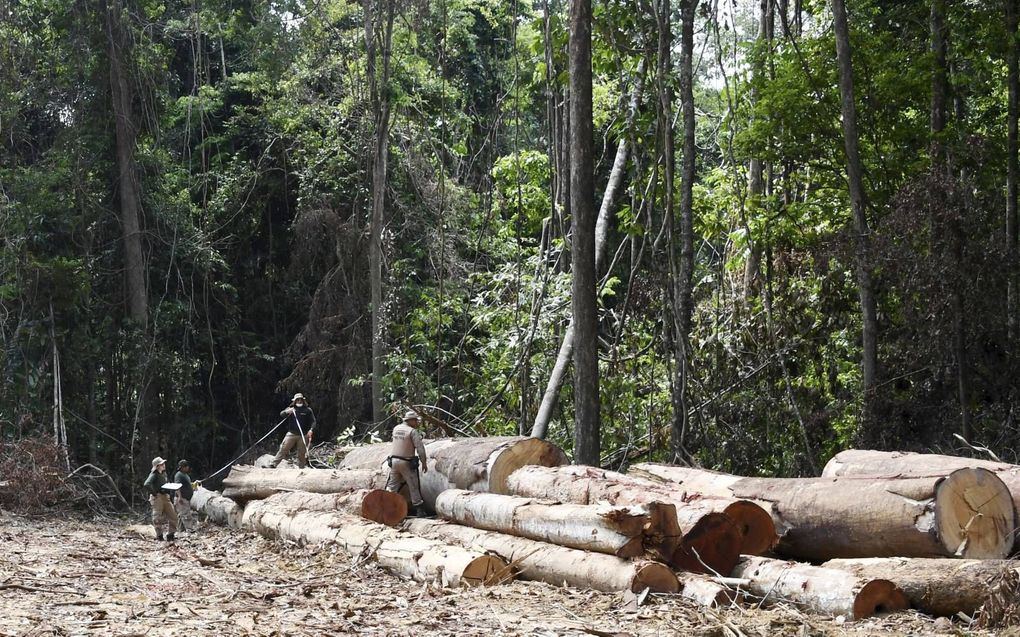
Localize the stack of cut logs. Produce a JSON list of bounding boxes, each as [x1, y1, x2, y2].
[[191, 439, 1020, 623]]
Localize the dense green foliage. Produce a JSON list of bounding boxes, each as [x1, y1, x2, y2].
[[2, 0, 1018, 496]]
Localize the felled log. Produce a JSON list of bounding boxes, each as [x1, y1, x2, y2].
[[678, 574, 743, 608], [191, 486, 244, 529], [824, 449, 1020, 514], [625, 464, 1015, 560], [402, 517, 679, 594], [822, 557, 1020, 617], [252, 489, 407, 526], [243, 500, 509, 588], [510, 464, 774, 556], [733, 556, 909, 620], [221, 464, 383, 502], [339, 436, 568, 507], [433, 488, 679, 561], [506, 465, 744, 575]]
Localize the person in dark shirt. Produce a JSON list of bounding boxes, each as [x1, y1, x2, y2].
[[143, 457, 178, 541], [173, 460, 195, 532], [270, 392, 316, 468]]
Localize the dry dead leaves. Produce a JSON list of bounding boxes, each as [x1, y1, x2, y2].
[[0, 510, 1000, 636]]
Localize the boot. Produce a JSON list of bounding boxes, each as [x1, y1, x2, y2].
[[166, 532, 175, 542], [155, 532, 164, 541]]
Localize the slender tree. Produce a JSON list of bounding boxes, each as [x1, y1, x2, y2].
[[1008, 0, 1019, 348], [367, 0, 396, 431], [569, 0, 599, 464], [831, 0, 879, 432]]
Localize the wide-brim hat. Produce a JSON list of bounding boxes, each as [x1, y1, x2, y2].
[[402, 410, 420, 422], [291, 392, 306, 404], [152, 456, 167, 469]]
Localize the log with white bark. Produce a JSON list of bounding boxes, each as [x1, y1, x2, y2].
[[221, 464, 384, 502], [823, 448, 1020, 515], [402, 517, 680, 594], [340, 436, 568, 507], [733, 556, 909, 619], [505, 465, 744, 575], [678, 573, 743, 608], [251, 489, 407, 526], [191, 486, 244, 529], [243, 499, 510, 588], [511, 464, 775, 556], [433, 488, 679, 561], [822, 557, 1020, 617], [626, 464, 1015, 560]]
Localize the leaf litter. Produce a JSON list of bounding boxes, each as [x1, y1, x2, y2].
[[0, 510, 1001, 636]]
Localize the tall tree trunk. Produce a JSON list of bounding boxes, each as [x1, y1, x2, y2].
[[743, 0, 772, 298], [105, 0, 153, 478], [669, 0, 698, 462], [366, 0, 395, 431], [531, 62, 646, 440], [1007, 0, 1019, 405], [568, 0, 599, 464], [831, 0, 879, 433]]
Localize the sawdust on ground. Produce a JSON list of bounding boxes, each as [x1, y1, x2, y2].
[[0, 510, 1005, 636]]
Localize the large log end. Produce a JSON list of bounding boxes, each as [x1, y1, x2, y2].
[[632, 561, 681, 593], [724, 500, 777, 555], [671, 512, 741, 576], [360, 489, 408, 526], [935, 468, 1015, 559], [462, 554, 515, 586], [853, 579, 910, 620], [488, 438, 569, 493]]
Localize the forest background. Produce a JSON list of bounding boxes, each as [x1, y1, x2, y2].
[[2, 0, 1019, 499]]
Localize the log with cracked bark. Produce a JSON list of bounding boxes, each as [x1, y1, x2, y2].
[[627, 464, 1015, 560], [339, 436, 568, 507], [243, 499, 510, 588], [402, 517, 680, 594], [505, 465, 747, 575], [221, 464, 384, 502], [433, 488, 680, 561], [732, 556, 909, 620], [823, 448, 1020, 515], [250, 488, 407, 526], [191, 486, 244, 529], [822, 557, 1020, 617]]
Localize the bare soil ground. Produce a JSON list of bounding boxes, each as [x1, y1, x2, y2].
[[0, 510, 1005, 637]]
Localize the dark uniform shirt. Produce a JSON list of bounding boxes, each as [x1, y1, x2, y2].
[[280, 404, 316, 436], [143, 470, 169, 497], [174, 470, 194, 500]]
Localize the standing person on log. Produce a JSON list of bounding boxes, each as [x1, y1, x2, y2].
[[143, 457, 178, 542], [270, 392, 316, 468], [173, 460, 195, 532], [385, 410, 429, 516]]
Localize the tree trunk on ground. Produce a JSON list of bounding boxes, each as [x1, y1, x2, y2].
[[257, 488, 407, 526], [433, 488, 679, 561], [733, 556, 909, 620], [340, 436, 568, 507], [568, 0, 600, 466], [679, 573, 743, 608], [822, 557, 1020, 617], [402, 517, 679, 593], [629, 463, 1015, 560], [191, 486, 244, 529], [221, 465, 384, 502], [243, 503, 509, 588], [530, 61, 646, 441], [831, 0, 879, 424], [823, 448, 1020, 517], [505, 464, 747, 575]]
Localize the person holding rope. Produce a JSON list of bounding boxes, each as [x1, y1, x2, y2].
[[270, 392, 316, 468], [384, 410, 429, 516]]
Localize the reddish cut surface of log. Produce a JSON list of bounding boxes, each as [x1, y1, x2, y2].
[[733, 556, 909, 620], [670, 512, 741, 576]]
